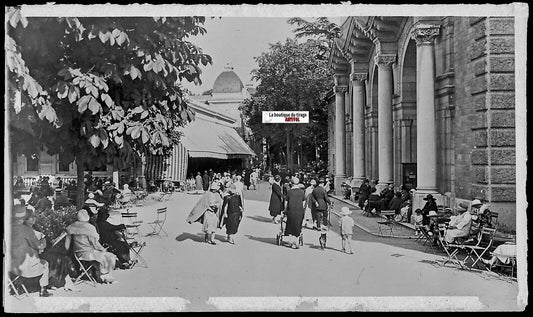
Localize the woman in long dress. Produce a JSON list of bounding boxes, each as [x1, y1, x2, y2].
[[284, 177, 306, 249], [65, 209, 117, 283], [221, 184, 243, 244], [187, 182, 223, 243], [268, 175, 284, 223]]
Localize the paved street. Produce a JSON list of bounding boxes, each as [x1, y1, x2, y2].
[[6, 181, 521, 312]]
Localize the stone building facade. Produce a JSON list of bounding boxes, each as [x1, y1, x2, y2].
[[327, 16, 516, 231]]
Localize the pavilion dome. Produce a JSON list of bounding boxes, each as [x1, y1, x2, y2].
[[212, 63, 244, 94]]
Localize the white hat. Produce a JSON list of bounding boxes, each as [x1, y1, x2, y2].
[[428, 210, 438, 217], [77, 209, 90, 222], [471, 199, 482, 206], [340, 207, 352, 216], [88, 193, 95, 199], [210, 182, 220, 190], [291, 177, 300, 185]]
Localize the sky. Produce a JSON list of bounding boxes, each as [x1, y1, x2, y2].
[[181, 17, 301, 95]]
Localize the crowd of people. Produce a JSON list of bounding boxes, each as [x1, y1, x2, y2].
[[8, 173, 147, 297]]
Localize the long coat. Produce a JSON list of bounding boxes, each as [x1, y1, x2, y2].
[[311, 186, 330, 211], [268, 183, 284, 217], [10, 223, 47, 277], [284, 187, 305, 237]]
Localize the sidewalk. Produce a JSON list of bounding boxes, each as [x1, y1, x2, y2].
[[328, 194, 416, 239]]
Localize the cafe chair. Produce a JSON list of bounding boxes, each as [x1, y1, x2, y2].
[[8, 273, 30, 298], [462, 227, 497, 270], [147, 207, 168, 238], [73, 251, 97, 286]]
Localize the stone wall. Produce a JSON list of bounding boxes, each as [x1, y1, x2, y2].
[[455, 17, 516, 231]]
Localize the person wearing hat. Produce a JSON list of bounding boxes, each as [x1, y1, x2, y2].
[[421, 194, 438, 226], [35, 192, 53, 213], [311, 178, 332, 249], [283, 177, 306, 249], [186, 181, 223, 244], [65, 209, 118, 283], [96, 209, 133, 269], [444, 202, 472, 243], [54, 189, 70, 210], [338, 207, 355, 254], [303, 179, 317, 229], [9, 205, 52, 296], [102, 181, 120, 206], [268, 175, 284, 224], [424, 210, 440, 245], [220, 184, 243, 244]]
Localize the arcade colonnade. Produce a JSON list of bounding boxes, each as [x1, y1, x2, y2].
[[328, 16, 516, 230]]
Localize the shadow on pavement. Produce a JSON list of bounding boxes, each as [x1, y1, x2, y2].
[[175, 232, 205, 243], [245, 215, 275, 223], [244, 234, 277, 246]]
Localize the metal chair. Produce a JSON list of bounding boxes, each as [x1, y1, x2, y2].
[[121, 211, 143, 236], [462, 227, 497, 270], [118, 228, 147, 268], [8, 274, 30, 298], [73, 251, 97, 286], [147, 207, 168, 238], [437, 223, 470, 269]]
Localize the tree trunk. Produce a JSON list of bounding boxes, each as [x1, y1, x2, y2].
[[76, 156, 85, 209], [286, 127, 293, 171]]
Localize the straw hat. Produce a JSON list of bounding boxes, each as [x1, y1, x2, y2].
[[210, 182, 220, 190], [77, 209, 90, 222], [428, 210, 438, 217], [340, 207, 352, 216], [310, 179, 317, 186], [471, 199, 482, 207], [291, 177, 300, 185]]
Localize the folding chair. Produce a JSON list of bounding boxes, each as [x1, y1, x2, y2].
[[462, 227, 497, 270], [437, 223, 468, 269], [121, 211, 143, 236], [73, 251, 97, 286], [147, 207, 168, 238], [377, 220, 394, 237], [418, 226, 438, 254], [8, 273, 30, 298], [118, 228, 148, 268]]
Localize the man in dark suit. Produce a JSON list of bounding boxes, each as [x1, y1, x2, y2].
[[311, 179, 332, 249]]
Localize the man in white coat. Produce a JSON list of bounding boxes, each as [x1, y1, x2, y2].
[[444, 203, 472, 243]]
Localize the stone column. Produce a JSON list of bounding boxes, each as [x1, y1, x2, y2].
[[350, 72, 367, 187], [410, 23, 441, 210], [334, 85, 348, 194], [374, 54, 396, 191]]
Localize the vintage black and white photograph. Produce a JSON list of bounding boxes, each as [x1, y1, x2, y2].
[[4, 3, 528, 312]]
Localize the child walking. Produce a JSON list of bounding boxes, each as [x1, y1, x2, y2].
[[339, 207, 355, 254], [413, 208, 424, 236], [202, 204, 219, 245]]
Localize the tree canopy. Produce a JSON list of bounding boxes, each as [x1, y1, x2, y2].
[[241, 38, 333, 170], [6, 8, 212, 205], [287, 17, 340, 59]]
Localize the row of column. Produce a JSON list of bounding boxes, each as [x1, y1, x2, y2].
[[333, 23, 440, 194]]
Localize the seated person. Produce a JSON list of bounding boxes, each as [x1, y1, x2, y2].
[[9, 205, 52, 297], [65, 209, 118, 284], [413, 209, 424, 236], [25, 210, 78, 291], [365, 187, 382, 214], [35, 194, 53, 212], [54, 189, 70, 210], [342, 181, 351, 200], [96, 209, 134, 269], [444, 203, 472, 243], [388, 191, 403, 215], [120, 184, 134, 204], [424, 210, 440, 245], [380, 184, 395, 210]]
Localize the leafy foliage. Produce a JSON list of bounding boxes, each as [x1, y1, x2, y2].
[[6, 8, 212, 206], [287, 17, 340, 59], [241, 38, 333, 169], [33, 205, 79, 245]]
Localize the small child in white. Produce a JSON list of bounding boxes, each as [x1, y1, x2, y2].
[[413, 208, 424, 236], [338, 207, 355, 254]]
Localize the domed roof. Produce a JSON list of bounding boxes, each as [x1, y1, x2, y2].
[[212, 63, 244, 94]]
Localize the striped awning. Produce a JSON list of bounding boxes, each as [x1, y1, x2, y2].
[[179, 118, 256, 159], [146, 142, 188, 182]]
